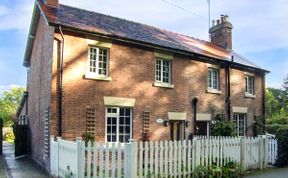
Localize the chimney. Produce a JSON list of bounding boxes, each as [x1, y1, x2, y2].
[[44, 0, 59, 7], [209, 15, 233, 50]]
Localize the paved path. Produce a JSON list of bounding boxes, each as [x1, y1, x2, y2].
[[246, 167, 288, 178], [2, 142, 48, 178]]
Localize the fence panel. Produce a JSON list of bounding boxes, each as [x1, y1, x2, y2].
[[50, 136, 58, 177], [268, 138, 277, 165], [50, 136, 278, 178], [58, 139, 80, 177]]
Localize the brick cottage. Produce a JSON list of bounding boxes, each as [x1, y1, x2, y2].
[[17, 0, 268, 171]]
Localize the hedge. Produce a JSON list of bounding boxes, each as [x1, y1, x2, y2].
[[266, 124, 287, 134], [275, 126, 288, 167]]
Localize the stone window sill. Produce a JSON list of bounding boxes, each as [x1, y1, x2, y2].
[[245, 93, 256, 99], [153, 82, 174, 89], [85, 73, 112, 81], [206, 89, 222, 95]]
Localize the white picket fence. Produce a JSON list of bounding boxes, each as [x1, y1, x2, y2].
[[50, 136, 277, 178], [268, 137, 277, 165]]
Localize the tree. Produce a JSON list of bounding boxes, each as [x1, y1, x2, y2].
[[283, 74, 288, 111], [265, 89, 280, 119], [0, 87, 25, 126]]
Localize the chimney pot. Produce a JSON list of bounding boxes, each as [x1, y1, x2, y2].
[[220, 15, 224, 23], [212, 20, 215, 27], [223, 15, 229, 22], [217, 19, 220, 25]]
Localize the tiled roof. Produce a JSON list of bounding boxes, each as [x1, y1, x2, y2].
[[37, 0, 267, 72]]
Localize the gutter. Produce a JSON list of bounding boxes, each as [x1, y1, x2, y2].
[[57, 25, 64, 137], [192, 98, 198, 135], [225, 56, 232, 121]]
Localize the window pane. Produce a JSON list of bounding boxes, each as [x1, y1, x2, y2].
[[155, 60, 161, 81], [89, 47, 97, 73], [119, 117, 124, 124], [119, 135, 124, 143], [124, 135, 130, 142], [97, 48, 108, 76], [125, 108, 130, 116], [162, 60, 170, 83], [120, 108, 124, 116], [125, 126, 130, 133], [208, 69, 212, 88]]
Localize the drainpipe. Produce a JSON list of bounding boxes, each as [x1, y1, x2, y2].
[[192, 97, 198, 134], [225, 56, 232, 121], [262, 74, 266, 133], [58, 26, 64, 137]]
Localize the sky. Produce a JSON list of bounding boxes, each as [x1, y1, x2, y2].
[[0, 0, 287, 93]]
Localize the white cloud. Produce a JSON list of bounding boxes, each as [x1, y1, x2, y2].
[[266, 82, 282, 89], [0, 84, 24, 94], [0, 5, 9, 16], [0, 0, 33, 31]]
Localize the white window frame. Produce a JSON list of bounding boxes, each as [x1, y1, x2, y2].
[[233, 113, 247, 137], [87, 46, 110, 77], [245, 75, 254, 95], [207, 67, 220, 91], [155, 58, 172, 84], [105, 107, 132, 143]]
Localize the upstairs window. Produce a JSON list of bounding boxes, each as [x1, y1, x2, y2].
[[245, 75, 254, 95], [155, 59, 171, 84], [208, 68, 220, 90], [88, 47, 109, 76]]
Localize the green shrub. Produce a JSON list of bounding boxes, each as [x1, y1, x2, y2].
[[4, 132, 15, 143], [82, 132, 95, 145], [275, 127, 288, 167], [194, 165, 209, 178], [267, 117, 288, 125], [193, 161, 245, 178], [222, 161, 244, 178], [266, 124, 287, 134], [211, 121, 236, 136]]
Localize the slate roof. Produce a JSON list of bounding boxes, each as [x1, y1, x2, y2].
[[35, 0, 267, 72]]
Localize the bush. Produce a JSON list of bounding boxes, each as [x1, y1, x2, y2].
[[275, 127, 288, 167], [267, 117, 288, 125], [82, 132, 95, 145], [4, 132, 15, 143], [211, 121, 236, 136], [193, 161, 245, 178], [266, 124, 287, 134]]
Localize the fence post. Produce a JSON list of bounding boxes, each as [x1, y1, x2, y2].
[[258, 137, 267, 169], [76, 137, 85, 178], [56, 136, 61, 177], [124, 139, 138, 178], [240, 138, 245, 170], [264, 137, 268, 168]]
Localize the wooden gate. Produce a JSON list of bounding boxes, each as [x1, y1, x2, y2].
[[14, 116, 29, 157]]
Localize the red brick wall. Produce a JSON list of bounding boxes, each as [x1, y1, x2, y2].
[[26, 15, 54, 171], [50, 31, 265, 142], [230, 69, 264, 136]]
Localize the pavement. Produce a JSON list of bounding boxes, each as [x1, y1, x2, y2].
[[1, 142, 49, 178], [245, 167, 288, 178]]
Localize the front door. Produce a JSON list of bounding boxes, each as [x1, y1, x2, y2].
[[170, 121, 184, 141]]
